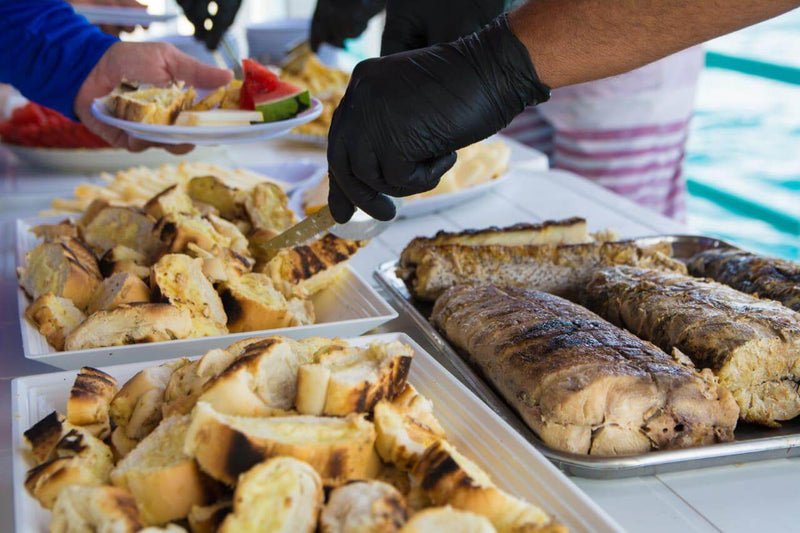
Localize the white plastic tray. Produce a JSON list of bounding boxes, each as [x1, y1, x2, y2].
[[11, 332, 622, 533], [16, 216, 396, 370]]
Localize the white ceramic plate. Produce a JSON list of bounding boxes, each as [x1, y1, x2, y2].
[[284, 131, 327, 147], [11, 332, 622, 533], [1, 143, 228, 172], [16, 214, 395, 370], [90, 98, 323, 145], [74, 5, 177, 25]]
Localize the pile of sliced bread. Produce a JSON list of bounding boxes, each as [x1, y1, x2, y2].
[[22, 335, 566, 533], [17, 175, 362, 352]]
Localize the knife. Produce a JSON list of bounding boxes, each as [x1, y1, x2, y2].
[[252, 200, 402, 261]]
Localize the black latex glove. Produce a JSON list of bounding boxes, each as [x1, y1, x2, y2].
[[381, 0, 511, 55], [326, 14, 550, 222], [309, 0, 386, 51], [176, 0, 242, 50]]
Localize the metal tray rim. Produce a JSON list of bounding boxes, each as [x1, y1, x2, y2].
[[374, 234, 800, 479]]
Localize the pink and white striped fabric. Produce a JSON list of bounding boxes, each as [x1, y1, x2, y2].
[[503, 47, 704, 221]]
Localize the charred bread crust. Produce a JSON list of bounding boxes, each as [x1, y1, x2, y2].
[[24, 411, 71, 464], [218, 273, 312, 333], [260, 233, 362, 297], [99, 245, 151, 279], [407, 217, 589, 248], [67, 367, 119, 438], [184, 402, 379, 486]]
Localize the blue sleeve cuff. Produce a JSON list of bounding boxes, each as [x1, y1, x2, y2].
[[0, 1, 119, 120]]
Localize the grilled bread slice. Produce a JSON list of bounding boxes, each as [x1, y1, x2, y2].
[[398, 238, 685, 301], [151, 254, 228, 336], [64, 303, 193, 351], [413, 441, 563, 533], [218, 457, 323, 533], [185, 401, 379, 485], [237, 181, 296, 237], [18, 237, 101, 310], [188, 501, 232, 533], [67, 367, 118, 439], [404, 218, 590, 250], [189, 243, 253, 284], [154, 213, 232, 255], [399, 507, 496, 533], [296, 341, 413, 416], [25, 426, 114, 509], [24, 293, 86, 350], [186, 175, 242, 220], [320, 480, 408, 533], [99, 244, 151, 279], [81, 205, 162, 258], [86, 271, 151, 314], [219, 272, 314, 333], [197, 336, 317, 415], [585, 266, 800, 427], [111, 415, 213, 525], [206, 214, 250, 256], [260, 233, 362, 297], [30, 219, 80, 242], [162, 348, 238, 417], [24, 411, 72, 464], [49, 485, 143, 533], [374, 385, 446, 471], [106, 81, 194, 125], [144, 184, 199, 219], [111, 358, 189, 444]]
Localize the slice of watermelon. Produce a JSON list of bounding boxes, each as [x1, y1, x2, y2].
[[240, 58, 280, 111], [254, 81, 311, 122]]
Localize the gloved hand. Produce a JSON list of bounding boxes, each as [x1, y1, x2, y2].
[[309, 0, 385, 51], [327, 14, 550, 222], [381, 0, 510, 55], [176, 0, 242, 50]]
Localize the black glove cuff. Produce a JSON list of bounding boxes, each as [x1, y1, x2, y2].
[[457, 13, 551, 124]]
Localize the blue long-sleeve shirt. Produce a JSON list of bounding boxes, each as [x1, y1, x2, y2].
[[0, 0, 118, 119]]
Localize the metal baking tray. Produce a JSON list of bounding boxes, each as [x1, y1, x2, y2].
[[374, 235, 800, 479]]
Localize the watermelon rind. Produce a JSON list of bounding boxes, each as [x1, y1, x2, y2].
[[254, 89, 311, 122]]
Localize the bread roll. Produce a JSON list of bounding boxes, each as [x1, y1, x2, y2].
[[49, 485, 143, 533], [320, 480, 407, 533]]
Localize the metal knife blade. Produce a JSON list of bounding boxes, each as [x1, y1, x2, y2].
[[253, 199, 402, 262]]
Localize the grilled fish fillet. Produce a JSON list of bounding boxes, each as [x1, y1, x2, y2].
[[399, 239, 684, 301], [431, 285, 738, 455], [688, 248, 800, 312], [584, 266, 800, 427]]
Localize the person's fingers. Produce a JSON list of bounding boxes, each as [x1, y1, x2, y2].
[[328, 140, 395, 221], [380, 13, 426, 55], [163, 45, 233, 88], [376, 152, 456, 196], [328, 176, 356, 223]]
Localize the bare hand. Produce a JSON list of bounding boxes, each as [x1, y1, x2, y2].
[[74, 41, 233, 154]]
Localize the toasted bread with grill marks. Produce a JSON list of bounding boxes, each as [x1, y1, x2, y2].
[[219, 272, 314, 333], [144, 184, 199, 219], [184, 401, 379, 485], [24, 411, 72, 464], [320, 480, 408, 533], [259, 233, 362, 298], [81, 205, 162, 259], [413, 441, 564, 533], [86, 271, 151, 314], [67, 367, 118, 439], [105, 81, 194, 125]]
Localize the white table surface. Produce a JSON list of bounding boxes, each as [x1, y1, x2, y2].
[[0, 136, 793, 533]]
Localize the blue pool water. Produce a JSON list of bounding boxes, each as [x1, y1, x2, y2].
[[685, 11, 800, 259]]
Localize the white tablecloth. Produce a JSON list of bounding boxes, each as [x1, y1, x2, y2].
[[1, 137, 794, 533]]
